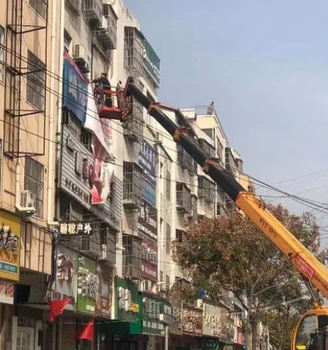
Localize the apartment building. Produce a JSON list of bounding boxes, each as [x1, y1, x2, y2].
[[0, 0, 63, 347]]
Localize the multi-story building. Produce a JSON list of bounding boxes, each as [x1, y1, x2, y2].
[[0, 0, 62, 347], [54, 0, 121, 348]]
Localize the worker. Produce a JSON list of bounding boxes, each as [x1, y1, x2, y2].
[[207, 101, 215, 115], [92, 73, 112, 107]]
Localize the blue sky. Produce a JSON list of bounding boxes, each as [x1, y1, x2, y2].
[[124, 0, 328, 234]]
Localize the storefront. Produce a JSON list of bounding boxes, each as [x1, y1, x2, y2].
[[0, 210, 20, 350], [141, 292, 166, 350], [201, 302, 222, 350], [95, 262, 113, 349], [48, 243, 78, 350], [101, 277, 140, 350]]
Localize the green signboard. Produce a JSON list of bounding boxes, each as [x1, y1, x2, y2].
[[142, 35, 160, 87], [114, 277, 139, 322], [77, 256, 97, 315], [142, 293, 165, 336]]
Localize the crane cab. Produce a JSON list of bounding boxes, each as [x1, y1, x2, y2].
[[292, 308, 328, 350]]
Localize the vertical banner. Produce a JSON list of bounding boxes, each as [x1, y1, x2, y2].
[[138, 140, 158, 281]]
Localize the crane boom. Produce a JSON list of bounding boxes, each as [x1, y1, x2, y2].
[[125, 78, 328, 304]]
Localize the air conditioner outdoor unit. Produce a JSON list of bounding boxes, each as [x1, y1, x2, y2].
[[100, 244, 107, 260], [154, 132, 163, 145], [73, 44, 88, 63], [17, 190, 36, 216], [101, 16, 108, 30]]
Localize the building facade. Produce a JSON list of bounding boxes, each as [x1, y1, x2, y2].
[[0, 0, 63, 348]]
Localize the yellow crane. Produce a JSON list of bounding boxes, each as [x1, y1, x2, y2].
[[107, 77, 328, 350]]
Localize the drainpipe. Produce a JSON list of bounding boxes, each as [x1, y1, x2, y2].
[[47, 0, 65, 227]]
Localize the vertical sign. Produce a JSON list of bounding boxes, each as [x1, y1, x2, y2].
[[138, 140, 158, 281]]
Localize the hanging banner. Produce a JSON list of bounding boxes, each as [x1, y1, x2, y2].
[[62, 52, 88, 124]]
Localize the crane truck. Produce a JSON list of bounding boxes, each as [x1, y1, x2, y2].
[[99, 77, 328, 350]]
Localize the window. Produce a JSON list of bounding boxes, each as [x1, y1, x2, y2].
[[166, 224, 171, 255], [27, 50, 46, 111], [0, 26, 4, 83], [24, 157, 44, 218], [295, 315, 317, 350], [29, 0, 47, 19]]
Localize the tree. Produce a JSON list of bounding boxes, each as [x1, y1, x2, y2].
[[175, 204, 320, 350]]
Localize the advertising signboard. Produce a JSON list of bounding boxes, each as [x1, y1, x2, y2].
[[59, 125, 121, 230], [182, 305, 203, 335], [202, 302, 221, 337], [142, 37, 160, 88], [63, 53, 88, 124], [142, 293, 165, 336], [0, 210, 21, 281], [141, 238, 157, 281], [48, 244, 78, 311], [114, 277, 139, 322], [77, 256, 98, 315], [96, 263, 113, 318]]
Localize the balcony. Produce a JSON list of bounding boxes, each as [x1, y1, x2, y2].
[[99, 225, 116, 266], [123, 98, 143, 142], [198, 138, 216, 158], [176, 183, 191, 213], [72, 223, 101, 258], [123, 234, 142, 280], [81, 0, 102, 27], [97, 5, 117, 50], [188, 194, 198, 222], [198, 176, 215, 203], [177, 145, 197, 174], [123, 162, 142, 209], [124, 27, 144, 77]]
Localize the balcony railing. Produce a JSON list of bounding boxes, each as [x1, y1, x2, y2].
[[72, 223, 101, 258], [81, 0, 102, 27], [123, 98, 143, 142], [198, 176, 215, 203], [123, 234, 142, 280], [123, 162, 142, 209], [176, 183, 191, 213], [189, 194, 198, 222], [97, 5, 117, 50], [177, 145, 197, 174], [198, 138, 216, 158]]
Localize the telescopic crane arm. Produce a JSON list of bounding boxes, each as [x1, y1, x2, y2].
[[124, 78, 328, 307]]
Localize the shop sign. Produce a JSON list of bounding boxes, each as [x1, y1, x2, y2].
[[49, 245, 77, 311], [142, 294, 165, 336], [0, 211, 21, 281], [141, 238, 158, 281], [59, 221, 93, 236], [182, 305, 203, 335], [0, 281, 14, 304], [77, 256, 98, 315], [202, 303, 221, 337], [114, 276, 139, 322], [96, 263, 113, 318], [166, 301, 182, 334], [142, 37, 160, 87], [63, 52, 88, 124], [138, 200, 157, 240]]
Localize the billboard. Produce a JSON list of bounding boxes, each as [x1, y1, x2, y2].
[[0, 211, 21, 282], [63, 53, 88, 124], [59, 125, 121, 230], [96, 263, 113, 318], [142, 36, 160, 87]]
